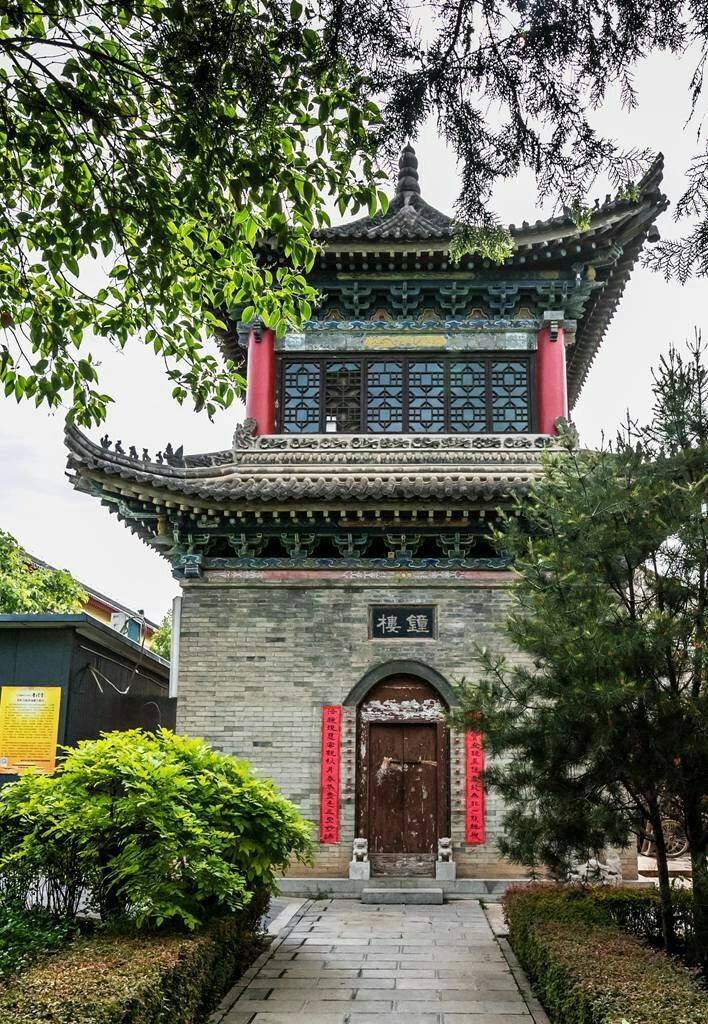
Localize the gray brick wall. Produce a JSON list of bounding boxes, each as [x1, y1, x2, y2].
[[176, 569, 637, 880]]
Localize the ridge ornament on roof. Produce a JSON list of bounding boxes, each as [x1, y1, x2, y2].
[[321, 144, 454, 244], [397, 143, 421, 198]]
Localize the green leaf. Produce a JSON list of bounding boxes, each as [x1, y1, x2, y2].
[[0, 0, 381, 424]]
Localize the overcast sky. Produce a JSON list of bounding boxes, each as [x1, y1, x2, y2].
[[1, 50, 705, 622]]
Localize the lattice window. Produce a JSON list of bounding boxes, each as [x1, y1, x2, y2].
[[325, 361, 362, 431], [490, 360, 530, 432], [282, 361, 321, 432], [409, 361, 445, 432], [366, 361, 404, 432], [450, 361, 487, 432], [279, 354, 534, 433]]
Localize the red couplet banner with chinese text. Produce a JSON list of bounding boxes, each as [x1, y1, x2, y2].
[[465, 730, 485, 844], [320, 705, 342, 843]]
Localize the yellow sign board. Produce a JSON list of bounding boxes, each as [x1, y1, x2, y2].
[[362, 334, 447, 348], [0, 687, 62, 774]]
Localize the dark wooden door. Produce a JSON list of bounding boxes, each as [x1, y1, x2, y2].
[[357, 675, 449, 877], [368, 722, 438, 854]]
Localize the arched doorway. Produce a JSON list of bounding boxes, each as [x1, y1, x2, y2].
[[356, 675, 449, 876]]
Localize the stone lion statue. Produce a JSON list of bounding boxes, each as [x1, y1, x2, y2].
[[437, 837, 453, 862], [567, 855, 622, 886], [352, 838, 369, 862]]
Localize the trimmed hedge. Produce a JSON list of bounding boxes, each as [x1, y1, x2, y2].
[[0, 907, 74, 978], [587, 885, 695, 951], [0, 906, 266, 1024], [505, 885, 708, 1024]]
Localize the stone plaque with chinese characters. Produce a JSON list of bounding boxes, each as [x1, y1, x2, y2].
[[370, 605, 435, 639]]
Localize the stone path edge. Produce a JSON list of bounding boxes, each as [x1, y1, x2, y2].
[[482, 903, 550, 1024], [209, 899, 314, 1024], [267, 898, 308, 936]]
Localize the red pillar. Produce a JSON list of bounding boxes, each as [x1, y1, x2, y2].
[[245, 327, 276, 435], [536, 324, 568, 434]]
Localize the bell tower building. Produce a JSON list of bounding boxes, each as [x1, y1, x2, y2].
[[67, 147, 666, 881]]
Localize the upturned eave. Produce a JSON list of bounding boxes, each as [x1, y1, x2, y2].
[[66, 423, 563, 511]]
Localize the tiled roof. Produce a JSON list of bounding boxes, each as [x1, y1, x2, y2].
[[318, 145, 666, 257], [25, 552, 159, 631], [219, 148, 667, 407], [319, 151, 667, 407], [321, 145, 454, 242], [66, 422, 562, 508]]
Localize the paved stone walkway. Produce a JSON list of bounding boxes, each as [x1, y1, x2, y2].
[[217, 898, 538, 1024]]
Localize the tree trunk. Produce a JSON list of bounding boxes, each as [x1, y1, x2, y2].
[[648, 800, 677, 952], [684, 800, 708, 972]]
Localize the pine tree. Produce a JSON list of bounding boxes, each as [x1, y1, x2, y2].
[[457, 339, 708, 966]]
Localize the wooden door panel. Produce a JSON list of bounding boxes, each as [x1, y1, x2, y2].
[[368, 724, 404, 854], [367, 722, 438, 855], [403, 724, 438, 854]]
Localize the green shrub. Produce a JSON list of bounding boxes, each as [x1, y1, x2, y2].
[[0, 913, 264, 1024], [0, 771, 89, 920], [0, 729, 312, 930], [0, 907, 74, 977], [588, 885, 695, 950], [502, 881, 695, 948], [505, 884, 708, 1024]]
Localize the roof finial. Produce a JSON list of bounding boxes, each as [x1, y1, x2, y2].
[[397, 143, 421, 199]]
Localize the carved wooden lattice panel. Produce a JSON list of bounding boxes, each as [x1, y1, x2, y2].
[[408, 361, 445, 432], [366, 361, 404, 432], [282, 361, 321, 432], [449, 360, 487, 432], [490, 360, 531, 432], [279, 354, 534, 433], [325, 361, 362, 431]]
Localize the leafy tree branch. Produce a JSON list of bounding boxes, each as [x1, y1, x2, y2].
[[0, 0, 383, 424], [0, 529, 86, 612]]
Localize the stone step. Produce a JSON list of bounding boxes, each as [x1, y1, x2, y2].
[[277, 876, 533, 899], [361, 886, 444, 905]]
